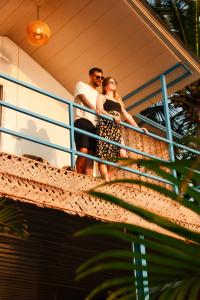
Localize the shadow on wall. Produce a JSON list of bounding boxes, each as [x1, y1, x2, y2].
[[15, 119, 58, 166]]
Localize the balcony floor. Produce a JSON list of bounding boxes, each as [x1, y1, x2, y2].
[[0, 152, 199, 238]]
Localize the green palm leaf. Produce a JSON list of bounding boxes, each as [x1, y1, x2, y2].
[[188, 278, 200, 299], [0, 197, 28, 238], [76, 222, 200, 259], [106, 178, 200, 215], [90, 191, 200, 243], [75, 150, 200, 299], [84, 276, 136, 300], [107, 286, 135, 300]]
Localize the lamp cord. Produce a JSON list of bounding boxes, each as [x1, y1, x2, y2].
[[36, 6, 40, 20]]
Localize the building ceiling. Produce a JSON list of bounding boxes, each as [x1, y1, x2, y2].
[[0, 0, 200, 113]]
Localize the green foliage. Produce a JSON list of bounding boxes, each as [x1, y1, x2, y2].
[[75, 4, 200, 295], [142, 1, 200, 144], [75, 156, 200, 299], [0, 197, 28, 238], [146, 0, 200, 55]]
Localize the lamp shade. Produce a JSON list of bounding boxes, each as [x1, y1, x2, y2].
[[26, 20, 51, 46]]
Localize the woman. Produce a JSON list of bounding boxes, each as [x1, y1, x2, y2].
[[96, 77, 148, 181]]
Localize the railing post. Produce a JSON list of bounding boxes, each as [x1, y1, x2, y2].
[[161, 74, 179, 194], [132, 236, 149, 300], [69, 103, 75, 169]]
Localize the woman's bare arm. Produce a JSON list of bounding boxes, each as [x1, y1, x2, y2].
[[122, 107, 148, 133]]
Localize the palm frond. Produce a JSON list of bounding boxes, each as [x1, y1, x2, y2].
[[75, 151, 200, 299], [0, 197, 28, 238]]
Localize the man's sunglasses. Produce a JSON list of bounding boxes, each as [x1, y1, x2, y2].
[[93, 75, 104, 80]]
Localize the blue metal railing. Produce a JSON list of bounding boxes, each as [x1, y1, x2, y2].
[[0, 72, 199, 189], [123, 62, 192, 111], [123, 63, 191, 151], [135, 113, 182, 140]]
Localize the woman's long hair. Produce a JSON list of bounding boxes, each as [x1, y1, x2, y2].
[[102, 77, 124, 107]]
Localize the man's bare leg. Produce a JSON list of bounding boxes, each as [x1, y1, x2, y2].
[[85, 150, 94, 176], [76, 148, 88, 174]]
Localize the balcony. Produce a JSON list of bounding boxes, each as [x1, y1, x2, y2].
[[0, 72, 199, 239]]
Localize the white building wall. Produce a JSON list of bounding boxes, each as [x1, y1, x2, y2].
[[0, 36, 73, 168]]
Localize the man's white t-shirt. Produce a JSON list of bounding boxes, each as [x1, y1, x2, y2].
[[74, 81, 98, 126]]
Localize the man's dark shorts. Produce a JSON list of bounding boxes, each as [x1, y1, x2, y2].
[[74, 118, 96, 152]]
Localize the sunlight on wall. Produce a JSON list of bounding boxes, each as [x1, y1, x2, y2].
[[0, 36, 73, 168]]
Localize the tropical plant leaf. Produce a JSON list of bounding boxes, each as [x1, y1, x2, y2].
[[76, 223, 200, 266], [175, 277, 198, 300], [99, 177, 200, 216], [76, 140, 200, 299], [107, 285, 135, 300], [75, 226, 200, 290], [75, 197, 200, 299], [89, 191, 200, 243], [155, 287, 176, 300], [76, 249, 200, 277], [0, 197, 28, 238], [117, 294, 136, 300], [188, 278, 200, 299], [84, 276, 135, 300], [134, 158, 200, 201], [119, 157, 200, 196]]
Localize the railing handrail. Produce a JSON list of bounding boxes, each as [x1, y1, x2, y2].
[[2, 98, 200, 157], [0, 127, 172, 186], [0, 72, 196, 145], [0, 73, 72, 106], [122, 63, 192, 112], [135, 113, 183, 140], [0, 100, 169, 162], [0, 72, 199, 188]]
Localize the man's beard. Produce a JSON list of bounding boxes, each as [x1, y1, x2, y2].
[[93, 82, 101, 88]]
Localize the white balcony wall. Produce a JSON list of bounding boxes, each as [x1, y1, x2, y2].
[[0, 37, 73, 168]]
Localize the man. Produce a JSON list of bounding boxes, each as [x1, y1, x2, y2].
[[74, 67, 104, 175]]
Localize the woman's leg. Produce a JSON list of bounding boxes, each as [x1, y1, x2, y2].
[[120, 137, 127, 159], [99, 163, 110, 181], [120, 148, 127, 158], [108, 149, 127, 179], [107, 164, 116, 178]]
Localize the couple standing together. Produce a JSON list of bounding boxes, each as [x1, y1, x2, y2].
[[74, 67, 147, 182]]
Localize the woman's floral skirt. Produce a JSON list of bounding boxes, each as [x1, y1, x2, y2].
[[96, 111, 122, 162]]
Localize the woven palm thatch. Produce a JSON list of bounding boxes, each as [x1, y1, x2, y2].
[[0, 151, 199, 239]]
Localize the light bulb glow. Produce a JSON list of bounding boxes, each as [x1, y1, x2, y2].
[[26, 20, 51, 46]]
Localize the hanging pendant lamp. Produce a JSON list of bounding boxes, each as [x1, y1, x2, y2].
[[27, 6, 51, 46]]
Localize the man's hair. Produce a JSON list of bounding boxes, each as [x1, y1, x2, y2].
[[89, 67, 103, 76]]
